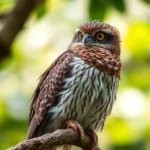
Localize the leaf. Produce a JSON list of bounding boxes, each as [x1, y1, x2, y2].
[[0, 0, 14, 13], [142, 0, 150, 4], [35, 1, 46, 19], [124, 21, 150, 60], [111, 0, 126, 13], [88, 0, 108, 21]]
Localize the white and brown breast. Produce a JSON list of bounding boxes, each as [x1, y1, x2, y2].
[[34, 52, 120, 137]]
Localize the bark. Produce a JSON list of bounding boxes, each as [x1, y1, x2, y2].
[[9, 129, 101, 150], [0, 0, 40, 61]]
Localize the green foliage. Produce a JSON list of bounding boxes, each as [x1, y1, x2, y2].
[[0, 0, 14, 13], [88, 0, 126, 20], [35, 1, 47, 19], [0, 0, 150, 150], [107, 118, 133, 144], [0, 118, 27, 149], [122, 21, 150, 91], [125, 64, 150, 91], [111, 0, 126, 13], [143, 0, 150, 4], [89, 0, 107, 21], [124, 21, 150, 60]]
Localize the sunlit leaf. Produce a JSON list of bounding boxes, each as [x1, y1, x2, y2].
[[125, 64, 150, 91], [0, 0, 14, 13], [124, 21, 150, 60], [107, 118, 133, 144], [0, 101, 5, 123]]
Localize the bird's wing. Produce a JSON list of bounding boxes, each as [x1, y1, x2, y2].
[[27, 51, 73, 139]]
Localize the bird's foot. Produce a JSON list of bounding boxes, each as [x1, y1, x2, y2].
[[65, 120, 84, 137], [64, 120, 99, 150], [85, 129, 99, 150], [63, 120, 84, 150]]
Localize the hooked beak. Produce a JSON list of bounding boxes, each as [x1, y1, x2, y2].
[[82, 33, 94, 46]]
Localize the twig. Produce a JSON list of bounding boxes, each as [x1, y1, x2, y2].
[[9, 129, 101, 150]]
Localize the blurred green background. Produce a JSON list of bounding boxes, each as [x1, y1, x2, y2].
[[0, 0, 150, 149]]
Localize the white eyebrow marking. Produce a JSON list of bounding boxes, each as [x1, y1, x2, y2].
[[101, 29, 113, 35], [72, 43, 84, 47], [75, 28, 80, 33]]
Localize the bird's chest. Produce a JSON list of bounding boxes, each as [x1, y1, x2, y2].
[[48, 56, 119, 130]]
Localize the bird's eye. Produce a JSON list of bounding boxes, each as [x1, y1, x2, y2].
[[96, 32, 105, 41], [78, 32, 83, 40]]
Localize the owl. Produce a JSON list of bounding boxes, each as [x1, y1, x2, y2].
[[27, 21, 121, 150]]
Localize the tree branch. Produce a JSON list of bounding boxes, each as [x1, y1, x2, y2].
[[0, 12, 10, 20], [9, 129, 101, 150], [0, 0, 41, 61]]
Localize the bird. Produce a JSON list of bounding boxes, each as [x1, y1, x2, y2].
[[27, 20, 121, 150]]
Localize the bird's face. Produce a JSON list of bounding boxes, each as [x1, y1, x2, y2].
[[68, 21, 121, 77], [69, 21, 120, 56]]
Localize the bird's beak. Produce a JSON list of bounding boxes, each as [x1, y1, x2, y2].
[[82, 33, 94, 46]]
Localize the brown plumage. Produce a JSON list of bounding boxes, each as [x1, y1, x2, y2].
[[28, 52, 73, 138], [27, 20, 121, 150]]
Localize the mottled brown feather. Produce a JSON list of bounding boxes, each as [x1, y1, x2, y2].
[[27, 21, 121, 141], [27, 52, 73, 139], [79, 20, 111, 33], [69, 46, 121, 77], [68, 21, 121, 77]]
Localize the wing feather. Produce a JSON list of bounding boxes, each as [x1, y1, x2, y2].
[[27, 51, 73, 139]]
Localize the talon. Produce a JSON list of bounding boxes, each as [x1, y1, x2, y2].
[[85, 129, 98, 150], [65, 120, 84, 137]]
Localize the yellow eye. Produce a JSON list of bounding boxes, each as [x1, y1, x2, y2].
[[96, 32, 105, 41], [78, 32, 83, 40]]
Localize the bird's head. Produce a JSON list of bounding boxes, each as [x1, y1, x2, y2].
[[68, 21, 121, 77], [69, 20, 121, 56]]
